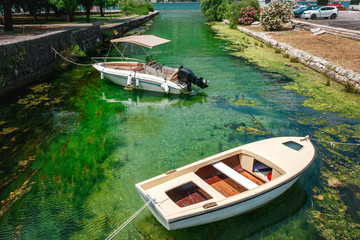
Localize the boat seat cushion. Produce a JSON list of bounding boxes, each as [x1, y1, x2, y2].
[[212, 162, 259, 190]]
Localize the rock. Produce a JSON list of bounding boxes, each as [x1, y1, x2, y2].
[[310, 27, 321, 33], [314, 29, 326, 36], [283, 22, 293, 30], [251, 21, 261, 26], [327, 178, 343, 187]]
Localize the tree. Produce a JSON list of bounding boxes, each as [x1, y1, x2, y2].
[[49, 0, 78, 22], [200, 0, 229, 21], [94, 0, 105, 16], [0, 0, 14, 31], [94, 0, 117, 17], [79, 0, 94, 22]]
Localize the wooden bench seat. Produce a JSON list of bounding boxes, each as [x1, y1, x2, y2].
[[212, 162, 259, 190]]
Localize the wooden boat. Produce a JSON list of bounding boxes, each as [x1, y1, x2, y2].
[[135, 136, 315, 230], [92, 35, 208, 94]]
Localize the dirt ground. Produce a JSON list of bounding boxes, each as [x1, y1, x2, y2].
[[269, 30, 360, 73]]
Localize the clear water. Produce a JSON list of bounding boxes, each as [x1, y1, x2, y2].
[[0, 4, 359, 240]]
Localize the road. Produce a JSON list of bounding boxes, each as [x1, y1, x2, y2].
[[300, 11, 360, 30]]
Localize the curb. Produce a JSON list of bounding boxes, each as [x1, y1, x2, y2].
[[223, 20, 360, 92], [292, 19, 360, 41]]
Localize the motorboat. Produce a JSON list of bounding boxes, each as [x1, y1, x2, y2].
[[135, 136, 315, 230], [92, 35, 208, 94]]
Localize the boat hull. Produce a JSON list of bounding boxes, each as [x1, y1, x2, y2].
[[93, 63, 186, 94], [135, 136, 315, 230], [138, 176, 298, 230]]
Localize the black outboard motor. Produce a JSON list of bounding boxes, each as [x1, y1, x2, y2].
[[178, 66, 208, 89]]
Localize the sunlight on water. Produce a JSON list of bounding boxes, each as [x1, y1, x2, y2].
[[0, 4, 359, 240]]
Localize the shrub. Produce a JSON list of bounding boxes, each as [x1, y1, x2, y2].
[[275, 48, 281, 54], [71, 45, 86, 57], [260, 0, 294, 31], [121, 0, 153, 15], [201, 0, 229, 21], [136, 5, 149, 15], [229, 0, 260, 28], [344, 81, 356, 93], [143, 2, 154, 12], [290, 57, 299, 63]]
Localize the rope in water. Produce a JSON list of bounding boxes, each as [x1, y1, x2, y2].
[[51, 46, 94, 66], [309, 138, 360, 146], [105, 200, 151, 240]]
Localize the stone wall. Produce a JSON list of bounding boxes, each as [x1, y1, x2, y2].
[[223, 20, 360, 92], [0, 12, 158, 96]]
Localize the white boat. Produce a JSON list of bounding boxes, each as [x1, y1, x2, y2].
[[135, 136, 315, 230], [92, 35, 208, 94]]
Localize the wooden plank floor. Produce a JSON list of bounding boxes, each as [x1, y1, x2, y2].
[[233, 165, 266, 185], [205, 175, 247, 197]]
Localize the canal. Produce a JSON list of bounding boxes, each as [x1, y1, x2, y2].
[[0, 3, 359, 239]]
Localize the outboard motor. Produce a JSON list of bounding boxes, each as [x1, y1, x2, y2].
[[178, 66, 208, 89]]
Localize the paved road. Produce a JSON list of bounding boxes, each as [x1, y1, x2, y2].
[[300, 11, 360, 30], [0, 15, 137, 44]]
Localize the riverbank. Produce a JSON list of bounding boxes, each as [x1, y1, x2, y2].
[[0, 11, 159, 97], [210, 21, 360, 240], [223, 20, 360, 93]]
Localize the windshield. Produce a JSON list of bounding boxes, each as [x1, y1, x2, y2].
[[312, 6, 321, 10]]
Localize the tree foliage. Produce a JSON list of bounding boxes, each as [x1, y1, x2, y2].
[[0, 0, 14, 31], [49, 0, 78, 22], [79, 0, 95, 22], [200, 0, 229, 21], [120, 0, 153, 16]]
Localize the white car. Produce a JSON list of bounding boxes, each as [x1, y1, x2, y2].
[[302, 6, 338, 20]]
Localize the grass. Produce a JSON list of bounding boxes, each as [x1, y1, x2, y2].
[[269, 30, 360, 74]]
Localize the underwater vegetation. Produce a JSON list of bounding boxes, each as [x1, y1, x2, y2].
[[210, 22, 360, 119], [211, 94, 261, 107], [210, 21, 360, 239], [225, 117, 271, 137], [310, 124, 360, 239]]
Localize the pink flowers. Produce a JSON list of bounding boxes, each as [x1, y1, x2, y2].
[[237, 6, 258, 25], [260, 0, 294, 31]]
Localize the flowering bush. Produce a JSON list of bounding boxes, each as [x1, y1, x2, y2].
[[238, 6, 258, 25], [229, 0, 260, 28], [260, 0, 294, 31]]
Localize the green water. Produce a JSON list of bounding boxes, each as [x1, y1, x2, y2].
[[1, 5, 360, 240]]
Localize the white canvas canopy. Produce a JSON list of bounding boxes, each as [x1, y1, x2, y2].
[[110, 35, 171, 48]]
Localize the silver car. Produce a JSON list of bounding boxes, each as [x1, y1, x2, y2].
[[302, 6, 338, 20]]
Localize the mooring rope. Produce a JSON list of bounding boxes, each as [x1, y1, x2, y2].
[[105, 200, 151, 240], [51, 46, 94, 66], [309, 138, 360, 147]]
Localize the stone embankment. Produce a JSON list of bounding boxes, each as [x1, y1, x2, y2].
[[223, 20, 360, 92], [0, 12, 158, 97]]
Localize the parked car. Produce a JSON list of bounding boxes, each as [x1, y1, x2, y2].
[[328, 2, 342, 7], [293, 5, 304, 10], [294, 5, 318, 18], [302, 6, 338, 20]]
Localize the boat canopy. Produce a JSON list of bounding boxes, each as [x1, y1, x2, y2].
[[110, 35, 171, 48]]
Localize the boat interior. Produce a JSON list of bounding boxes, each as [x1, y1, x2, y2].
[[165, 153, 284, 208], [102, 62, 179, 82]]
